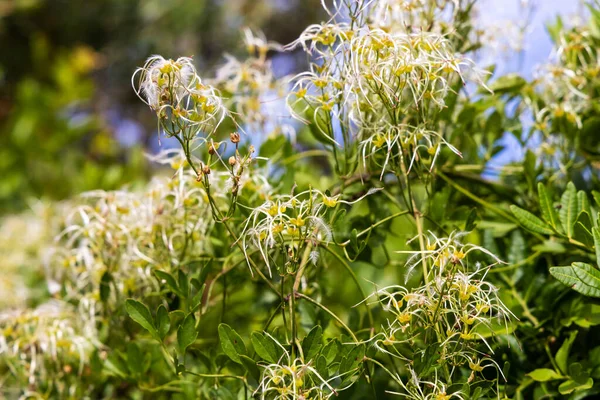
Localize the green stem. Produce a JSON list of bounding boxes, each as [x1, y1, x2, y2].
[[139, 381, 188, 393], [544, 343, 563, 374], [437, 171, 519, 225], [489, 251, 542, 274], [296, 292, 358, 342], [264, 302, 282, 331], [365, 357, 403, 386], [396, 155, 429, 285], [499, 273, 540, 326], [339, 210, 411, 247], [289, 278, 297, 358], [321, 246, 374, 334], [279, 149, 330, 165]]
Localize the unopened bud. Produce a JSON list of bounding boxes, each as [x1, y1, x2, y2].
[[202, 165, 211, 175], [208, 144, 216, 155], [230, 132, 240, 144], [228, 156, 237, 166]]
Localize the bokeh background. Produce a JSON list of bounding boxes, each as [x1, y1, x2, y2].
[[0, 0, 583, 215]]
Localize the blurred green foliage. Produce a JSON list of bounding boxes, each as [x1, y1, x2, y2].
[[0, 0, 324, 213]]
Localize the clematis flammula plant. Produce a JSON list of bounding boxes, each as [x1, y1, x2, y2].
[[361, 232, 513, 397], [46, 151, 216, 307], [133, 55, 227, 139], [239, 188, 381, 276], [286, 0, 489, 176], [254, 333, 353, 400], [214, 29, 295, 140], [399, 231, 503, 280], [359, 124, 462, 178], [0, 300, 97, 390]]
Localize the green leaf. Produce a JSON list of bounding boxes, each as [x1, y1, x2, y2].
[[125, 299, 158, 340], [315, 355, 328, 377], [487, 73, 527, 94], [473, 320, 516, 338], [507, 230, 525, 265], [593, 228, 600, 268], [218, 323, 246, 364], [524, 150, 536, 191], [157, 305, 170, 340], [178, 269, 189, 298], [127, 342, 144, 376], [569, 362, 590, 384], [301, 326, 323, 362], [503, 361, 511, 380], [240, 355, 260, 383], [550, 263, 600, 298], [464, 208, 478, 231], [190, 283, 206, 313], [251, 332, 279, 364], [556, 331, 578, 374], [547, 15, 564, 42], [577, 191, 591, 217], [177, 313, 197, 353], [169, 310, 186, 325], [574, 211, 594, 246], [100, 272, 111, 302], [155, 270, 182, 296], [592, 191, 600, 208], [414, 343, 442, 376], [532, 240, 566, 254], [321, 339, 340, 365], [350, 228, 359, 252], [560, 300, 600, 328], [538, 183, 560, 231], [339, 344, 365, 377], [528, 368, 562, 382], [104, 352, 128, 378], [560, 182, 578, 238], [558, 378, 594, 395], [308, 111, 338, 146], [590, 346, 600, 366], [510, 205, 554, 235]]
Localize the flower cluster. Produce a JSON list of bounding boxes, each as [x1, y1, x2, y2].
[[240, 188, 336, 276], [0, 301, 96, 394], [133, 56, 227, 139], [240, 187, 379, 275], [286, 0, 486, 175], [367, 233, 512, 397], [201, 133, 272, 200], [254, 333, 355, 400], [45, 156, 215, 307], [0, 202, 67, 309], [470, 0, 531, 63], [389, 367, 464, 399], [533, 63, 589, 132], [257, 357, 337, 400], [402, 231, 502, 278], [375, 266, 511, 351], [365, 0, 464, 34], [359, 124, 461, 177], [213, 29, 294, 139], [515, 14, 600, 175]]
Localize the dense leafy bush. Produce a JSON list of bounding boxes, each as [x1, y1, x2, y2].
[[2, 1, 600, 399]]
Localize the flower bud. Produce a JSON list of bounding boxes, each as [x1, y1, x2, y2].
[[230, 132, 241, 144], [228, 156, 237, 166], [202, 165, 211, 175]]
